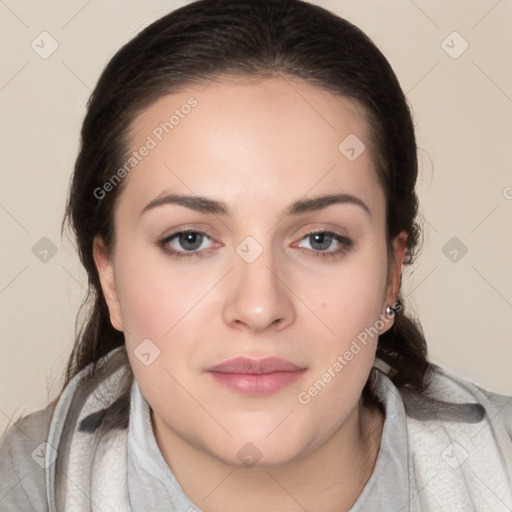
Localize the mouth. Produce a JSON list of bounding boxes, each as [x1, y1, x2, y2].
[[206, 357, 308, 395]]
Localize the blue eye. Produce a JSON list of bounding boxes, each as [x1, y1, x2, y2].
[[158, 230, 352, 260], [296, 232, 352, 259], [159, 231, 214, 259]]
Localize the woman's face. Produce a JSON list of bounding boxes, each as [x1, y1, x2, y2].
[[94, 76, 405, 468]]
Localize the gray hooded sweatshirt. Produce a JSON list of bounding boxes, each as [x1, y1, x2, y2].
[[1, 347, 512, 511]]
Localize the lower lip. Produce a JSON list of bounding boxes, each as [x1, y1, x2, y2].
[[208, 370, 307, 395]]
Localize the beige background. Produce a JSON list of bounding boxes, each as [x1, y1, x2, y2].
[[1, 0, 511, 433]]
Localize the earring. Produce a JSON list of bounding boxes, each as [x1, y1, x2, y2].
[[385, 305, 395, 316]]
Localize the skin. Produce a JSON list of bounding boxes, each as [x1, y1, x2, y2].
[[93, 75, 407, 511]]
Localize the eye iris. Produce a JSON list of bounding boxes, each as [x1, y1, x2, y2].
[[310, 233, 333, 251], [179, 232, 203, 251]]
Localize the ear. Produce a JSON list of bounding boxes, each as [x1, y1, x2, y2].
[[380, 231, 408, 334], [92, 235, 124, 331]]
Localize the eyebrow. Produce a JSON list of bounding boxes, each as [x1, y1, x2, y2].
[[140, 192, 371, 217]]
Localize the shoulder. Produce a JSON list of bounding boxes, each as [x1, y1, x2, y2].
[[0, 347, 130, 511], [477, 386, 512, 440], [435, 365, 512, 431], [400, 363, 512, 440], [0, 402, 56, 511], [393, 366, 512, 508]]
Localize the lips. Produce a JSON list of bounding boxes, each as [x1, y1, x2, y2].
[[206, 357, 307, 395], [208, 357, 304, 374]]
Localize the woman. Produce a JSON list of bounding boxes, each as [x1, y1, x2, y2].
[[1, 0, 511, 510]]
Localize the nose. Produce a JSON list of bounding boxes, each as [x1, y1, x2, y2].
[[222, 252, 296, 333]]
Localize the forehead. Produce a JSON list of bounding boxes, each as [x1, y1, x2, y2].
[[116, 75, 384, 221]]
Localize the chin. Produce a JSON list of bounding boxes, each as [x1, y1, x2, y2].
[[202, 427, 317, 470]]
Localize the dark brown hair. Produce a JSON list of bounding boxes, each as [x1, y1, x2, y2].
[[60, 0, 432, 409]]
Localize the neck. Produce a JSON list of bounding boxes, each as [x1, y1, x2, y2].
[[151, 401, 384, 512]]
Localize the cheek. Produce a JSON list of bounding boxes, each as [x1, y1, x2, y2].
[[294, 238, 389, 406], [113, 243, 231, 412], [309, 245, 389, 341], [114, 245, 214, 354], [293, 253, 388, 430], [116, 252, 211, 412]]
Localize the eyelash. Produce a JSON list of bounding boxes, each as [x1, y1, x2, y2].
[[158, 230, 353, 261]]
